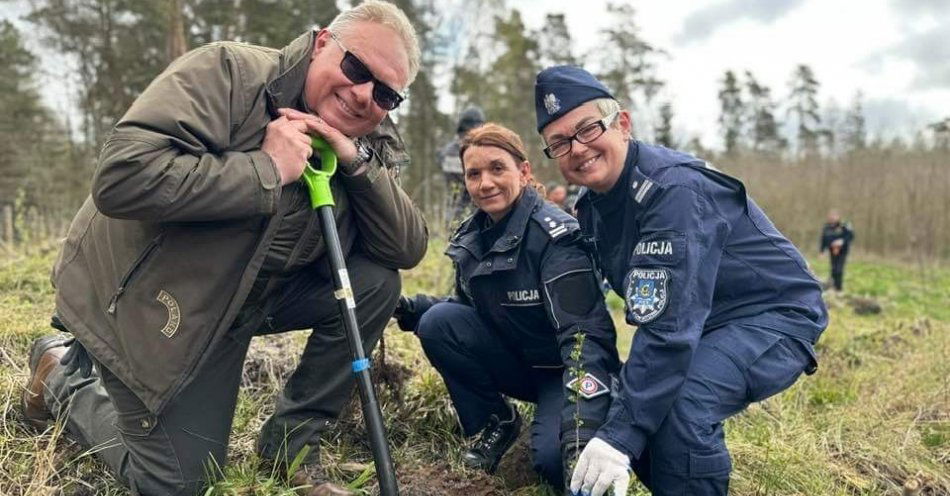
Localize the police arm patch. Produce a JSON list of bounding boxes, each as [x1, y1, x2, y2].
[[566, 372, 609, 400], [624, 267, 670, 324]]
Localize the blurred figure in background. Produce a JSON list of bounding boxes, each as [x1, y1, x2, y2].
[[545, 182, 569, 211], [438, 106, 486, 231], [564, 183, 582, 213], [820, 209, 855, 291]]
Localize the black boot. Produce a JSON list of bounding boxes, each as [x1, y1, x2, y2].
[[462, 403, 521, 474]]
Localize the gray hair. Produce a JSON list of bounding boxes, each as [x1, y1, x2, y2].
[[593, 98, 621, 124], [328, 1, 421, 87]]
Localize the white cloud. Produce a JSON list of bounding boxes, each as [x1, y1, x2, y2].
[[674, 0, 807, 45], [516, 0, 947, 148]]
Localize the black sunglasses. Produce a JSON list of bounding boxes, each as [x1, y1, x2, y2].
[[330, 32, 405, 111]]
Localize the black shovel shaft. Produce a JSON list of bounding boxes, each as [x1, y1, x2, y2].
[[317, 206, 398, 496]]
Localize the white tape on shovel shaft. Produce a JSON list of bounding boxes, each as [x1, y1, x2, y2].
[[334, 269, 356, 309]]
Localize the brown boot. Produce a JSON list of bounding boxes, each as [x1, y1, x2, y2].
[[21, 336, 69, 429], [291, 463, 354, 496]]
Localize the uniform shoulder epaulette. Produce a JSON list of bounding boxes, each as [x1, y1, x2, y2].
[[628, 167, 663, 205], [530, 203, 578, 240], [450, 212, 479, 242]]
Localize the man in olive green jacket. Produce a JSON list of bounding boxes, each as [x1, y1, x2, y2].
[[22, 2, 426, 494]]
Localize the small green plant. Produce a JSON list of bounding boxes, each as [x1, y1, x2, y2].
[[567, 331, 587, 468]]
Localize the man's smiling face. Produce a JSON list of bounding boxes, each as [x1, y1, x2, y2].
[[304, 23, 409, 138]]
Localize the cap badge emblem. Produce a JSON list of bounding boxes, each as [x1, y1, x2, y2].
[[543, 93, 560, 115]]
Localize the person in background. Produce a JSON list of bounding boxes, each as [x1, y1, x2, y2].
[[395, 123, 620, 493], [546, 182, 569, 211], [438, 106, 486, 230], [819, 209, 855, 291], [21, 2, 425, 494], [535, 65, 827, 496]]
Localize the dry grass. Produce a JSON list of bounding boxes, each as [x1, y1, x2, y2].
[[722, 148, 950, 261], [0, 238, 947, 495]]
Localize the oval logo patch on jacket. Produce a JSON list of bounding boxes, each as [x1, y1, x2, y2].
[[625, 268, 670, 324]]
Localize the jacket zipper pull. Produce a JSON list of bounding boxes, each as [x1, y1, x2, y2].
[[108, 287, 125, 315]]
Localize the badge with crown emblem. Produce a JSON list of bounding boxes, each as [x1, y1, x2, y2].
[[543, 93, 560, 115], [625, 268, 670, 324]]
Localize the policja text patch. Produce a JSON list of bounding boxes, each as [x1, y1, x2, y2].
[[625, 268, 670, 324], [634, 240, 673, 256]]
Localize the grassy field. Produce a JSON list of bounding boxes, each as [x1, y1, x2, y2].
[[0, 238, 947, 495]]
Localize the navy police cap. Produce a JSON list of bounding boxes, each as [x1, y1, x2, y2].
[[535, 65, 615, 132]]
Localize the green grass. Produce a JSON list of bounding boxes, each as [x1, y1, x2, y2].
[[1, 239, 947, 495]]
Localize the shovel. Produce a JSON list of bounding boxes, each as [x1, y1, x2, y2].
[[300, 137, 398, 495]]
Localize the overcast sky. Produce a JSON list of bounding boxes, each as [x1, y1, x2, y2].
[[512, 0, 949, 147], [4, 0, 948, 150]]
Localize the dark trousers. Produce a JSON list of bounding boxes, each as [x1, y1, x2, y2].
[[45, 254, 399, 495], [416, 302, 565, 489], [830, 253, 847, 291], [627, 321, 815, 496]]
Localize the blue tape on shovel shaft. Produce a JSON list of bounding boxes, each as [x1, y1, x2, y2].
[[352, 358, 371, 373]]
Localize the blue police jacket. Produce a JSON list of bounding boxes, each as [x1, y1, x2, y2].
[[820, 221, 854, 256], [416, 187, 621, 450], [575, 141, 828, 458]]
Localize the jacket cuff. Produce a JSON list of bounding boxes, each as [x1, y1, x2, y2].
[[247, 149, 281, 214], [598, 407, 647, 459], [337, 151, 386, 192]]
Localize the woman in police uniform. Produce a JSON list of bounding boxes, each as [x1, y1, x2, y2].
[[394, 123, 620, 491], [534, 66, 826, 496]]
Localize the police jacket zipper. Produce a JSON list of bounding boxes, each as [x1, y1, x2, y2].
[[108, 234, 164, 315]]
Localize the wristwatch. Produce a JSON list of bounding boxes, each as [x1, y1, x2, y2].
[[340, 139, 373, 174]]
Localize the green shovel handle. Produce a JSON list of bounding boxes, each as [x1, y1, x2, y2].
[[301, 137, 338, 209]]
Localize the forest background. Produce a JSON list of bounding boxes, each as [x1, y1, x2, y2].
[[0, 0, 948, 258]]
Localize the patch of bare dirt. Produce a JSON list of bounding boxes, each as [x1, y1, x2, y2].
[[242, 333, 302, 390], [396, 462, 506, 496], [494, 427, 542, 491], [845, 295, 882, 315]]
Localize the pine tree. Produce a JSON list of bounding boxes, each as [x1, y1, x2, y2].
[[787, 64, 822, 157], [537, 13, 576, 67], [744, 70, 785, 154], [190, 0, 337, 48], [819, 98, 841, 157], [718, 70, 744, 155], [389, 0, 450, 209], [483, 9, 542, 164], [25, 0, 169, 147], [929, 117, 950, 150], [655, 102, 675, 148], [842, 91, 867, 153], [23, 0, 339, 148], [0, 20, 80, 213], [597, 2, 665, 140]]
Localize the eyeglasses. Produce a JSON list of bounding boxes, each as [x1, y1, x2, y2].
[[543, 112, 619, 159], [329, 32, 406, 111]]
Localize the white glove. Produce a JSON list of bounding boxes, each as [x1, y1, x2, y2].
[[570, 437, 631, 496]]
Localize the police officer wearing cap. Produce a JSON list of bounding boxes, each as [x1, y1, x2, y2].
[[396, 123, 620, 492], [438, 106, 487, 230], [819, 209, 854, 291], [534, 66, 827, 496]]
